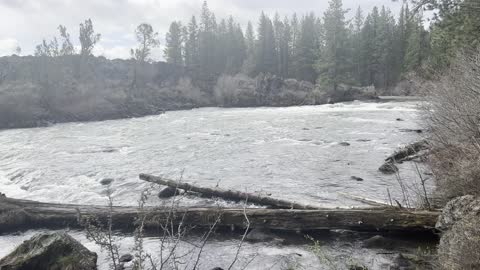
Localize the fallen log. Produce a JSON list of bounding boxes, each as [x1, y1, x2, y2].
[[385, 140, 430, 164], [139, 173, 318, 210], [0, 196, 440, 234]]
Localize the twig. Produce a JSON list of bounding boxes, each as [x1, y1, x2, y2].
[[228, 195, 250, 270]]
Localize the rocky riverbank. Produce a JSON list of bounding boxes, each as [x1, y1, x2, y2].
[[0, 56, 377, 130]]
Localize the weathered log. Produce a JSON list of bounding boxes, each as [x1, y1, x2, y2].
[[139, 173, 319, 210], [0, 196, 439, 234], [385, 140, 430, 164]]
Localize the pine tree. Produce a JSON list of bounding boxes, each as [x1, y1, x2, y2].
[[198, 1, 217, 84], [352, 7, 364, 84], [255, 12, 277, 75], [280, 16, 292, 78], [184, 16, 199, 70], [316, 0, 350, 90], [296, 13, 319, 82], [289, 13, 300, 77], [164, 21, 184, 65], [243, 21, 256, 75], [404, 13, 428, 72]]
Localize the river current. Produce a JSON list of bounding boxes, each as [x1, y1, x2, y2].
[[0, 99, 431, 269]]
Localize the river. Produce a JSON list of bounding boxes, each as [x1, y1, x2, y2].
[[0, 99, 433, 269]]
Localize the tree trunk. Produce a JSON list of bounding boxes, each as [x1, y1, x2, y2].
[[0, 196, 439, 234], [139, 173, 319, 210]]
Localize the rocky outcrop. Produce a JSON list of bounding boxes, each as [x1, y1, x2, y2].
[[436, 195, 480, 231], [0, 232, 97, 270], [214, 74, 317, 107], [0, 55, 191, 129], [315, 84, 378, 104], [436, 196, 480, 270], [214, 74, 378, 108], [0, 56, 379, 129]]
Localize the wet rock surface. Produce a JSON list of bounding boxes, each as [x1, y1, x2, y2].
[[436, 195, 480, 231], [436, 196, 480, 270], [379, 162, 399, 174], [158, 187, 180, 198], [0, 232, 97, 270]]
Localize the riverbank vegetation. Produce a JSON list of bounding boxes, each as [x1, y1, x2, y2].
[[0, 0, 430, 129], [408, 0, 480, 269]]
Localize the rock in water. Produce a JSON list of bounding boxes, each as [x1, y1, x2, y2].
[[379, 162, 399, 174], [0, 232, 97, 270], [351, 176, 364, 182], [100, 178, 114, 185], [119, 254, 134, 263], [158, 187, 179, 198]]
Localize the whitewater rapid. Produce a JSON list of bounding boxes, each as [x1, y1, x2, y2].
[[0, 100, 426, 208], [0, 100, 433, 270]]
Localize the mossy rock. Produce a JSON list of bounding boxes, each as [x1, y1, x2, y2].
[[0, 232, 97, 270]]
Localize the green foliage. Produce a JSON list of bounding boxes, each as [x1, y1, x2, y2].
[[316, 0, 349, 90], [411, 0, 480, 69], [164, 21, 183, 65], [164, 0, 431, 91]]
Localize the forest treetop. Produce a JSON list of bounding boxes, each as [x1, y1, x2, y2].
[[32, 0, 480, 91]]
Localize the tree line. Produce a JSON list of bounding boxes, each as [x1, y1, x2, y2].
[[164, 0, 429, 90], [32, 0, 479, 91]]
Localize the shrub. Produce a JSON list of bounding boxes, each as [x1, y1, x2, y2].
[[418, 50, 480, 200]]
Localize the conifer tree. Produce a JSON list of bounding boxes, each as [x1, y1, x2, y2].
[[164, 21, 183, 65], [316, 0, 349, 90]]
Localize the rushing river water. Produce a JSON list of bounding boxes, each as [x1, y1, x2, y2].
[[0, 99, 433, 269]]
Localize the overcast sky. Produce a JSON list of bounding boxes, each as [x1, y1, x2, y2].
[[0, 0, 403, 60]]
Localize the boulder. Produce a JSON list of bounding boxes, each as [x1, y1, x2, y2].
[[436, 195, 480, 231], [100, 178, 114, 185], [379, 162, 399, 174], [436, 196, 480, 270], [158, 187, 179, 198], [0, 232, 97, 270], [119, 254, 134, 263], [438, 214, 480, 270], [317, 84, 378, 104]]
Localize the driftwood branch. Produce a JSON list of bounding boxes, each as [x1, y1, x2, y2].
[[0, 196, 439, 234], [139, 173, 318, 210]]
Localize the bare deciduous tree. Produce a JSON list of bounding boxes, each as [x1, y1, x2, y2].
[[79, 19, 101, 56], [131, 23, 160, 63], [58, 25, 75, 55], [34, 38, 59, 57]]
